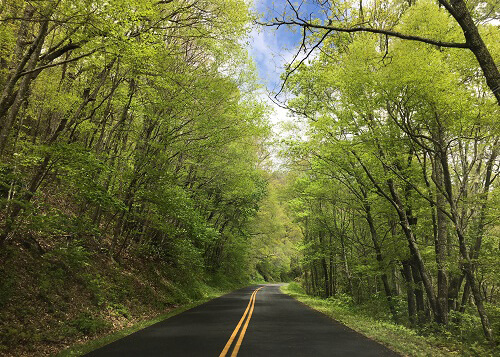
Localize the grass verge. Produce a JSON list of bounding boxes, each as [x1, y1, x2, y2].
[[0, 240, 255, 356], [281, 282, 493, 357], [56, 286, 236, 356]]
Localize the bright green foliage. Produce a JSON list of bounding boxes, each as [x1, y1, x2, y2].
[[279, 0, 499, 351], [0, 0, 271, 354], [0, 0, 268, 270], [248, 173, 302, 282]]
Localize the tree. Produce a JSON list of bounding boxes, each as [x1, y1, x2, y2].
[[0, 0, 270, 281], [279, 7, 499, 343]]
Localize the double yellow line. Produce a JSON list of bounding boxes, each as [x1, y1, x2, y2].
[[219, 286, 264, 357]]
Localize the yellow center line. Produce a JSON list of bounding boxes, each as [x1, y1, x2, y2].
[[219, 290, 257, 357], [230, 287, 262, 357], [219, 287, 264, 357]]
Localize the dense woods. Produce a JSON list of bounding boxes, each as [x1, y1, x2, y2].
[[0, 0, 270, 266], [273, 0, 499, 352], [0, 0, 276, 355]]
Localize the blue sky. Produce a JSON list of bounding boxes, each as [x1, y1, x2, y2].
[[245, 1, 327, 165], [246, 0, 326, 134], [248, 0, 300, 92], [248, 0, 325, 92]]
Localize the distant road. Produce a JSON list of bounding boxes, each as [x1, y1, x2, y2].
[[86, 284, 399, 356]]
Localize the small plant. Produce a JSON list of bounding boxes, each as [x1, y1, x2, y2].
[[108, 303, 130, 318], [71, 313, 110, 335]]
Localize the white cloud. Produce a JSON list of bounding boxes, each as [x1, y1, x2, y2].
[[248, 27, 292, 92], [247, 0, 316, 168]]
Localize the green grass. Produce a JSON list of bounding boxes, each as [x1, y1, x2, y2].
[[281, 282, 496, 357], [56, 288, 231, 356]]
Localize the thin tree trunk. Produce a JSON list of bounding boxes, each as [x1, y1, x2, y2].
[[318, 229, 330, 297], [321, 257, 330, 297], [0, 20, 48, 154], [387, 178, 442, 322], [0, 5, 35, 119], [448, 274, 464, 312], [432, 149, 449, 324], [364, 194, 398, 321], [353, 151, 442, 322], [340, 233, 354, 296], [401, 260, 417, 326], [0, 59, 115, 246], [410, 257, 427, 324], [438, 145, 495, 343]]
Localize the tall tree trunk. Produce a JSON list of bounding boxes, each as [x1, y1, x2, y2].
[[432, 148, 449, 324], [438, 145, 495, 343], [353, 151, 442, 322], [321, 256, 330, 297], [401, 260, 417, 326], [458, 144, 498, 316], [317, 228, 331, 297], [0, 5, 35, 119], [364, 193, 398, 322], [410, 257, 428, 324], [471, 144, 497, 260], [386, 178, 442, 323], [0, 20, 48, 154], [312, 263, 319, 296], [329, 247, 337, 296], [0, 59, 115, 246], [340, 233, 354, 296], [448, 274, 464, 312]]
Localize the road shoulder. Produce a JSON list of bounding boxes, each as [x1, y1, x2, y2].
[[56, 284, 253, 357], [281, 283, 458, 357]]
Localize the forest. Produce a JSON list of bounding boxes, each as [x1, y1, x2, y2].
[[0, 0, 498, 356]]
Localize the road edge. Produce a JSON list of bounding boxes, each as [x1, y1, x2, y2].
[[280, 283, 457, 357], [55, 284, 255, 357]]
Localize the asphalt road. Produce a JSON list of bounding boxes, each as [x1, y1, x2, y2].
[[86, 284, 400, 356]]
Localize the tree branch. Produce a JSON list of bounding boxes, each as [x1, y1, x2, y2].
[[260, 20, 469, 49], [18, 49, 98, 77]]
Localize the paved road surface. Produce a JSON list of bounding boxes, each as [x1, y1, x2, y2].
[[86, 284, 400, 356]]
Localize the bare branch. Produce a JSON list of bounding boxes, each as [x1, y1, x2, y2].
[[276, 28, 332, 97], [259, 20, 469, 49]]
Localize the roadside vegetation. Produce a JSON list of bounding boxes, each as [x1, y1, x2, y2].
[[1, 240, 256, 356], [283, 282, 495, 357]]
